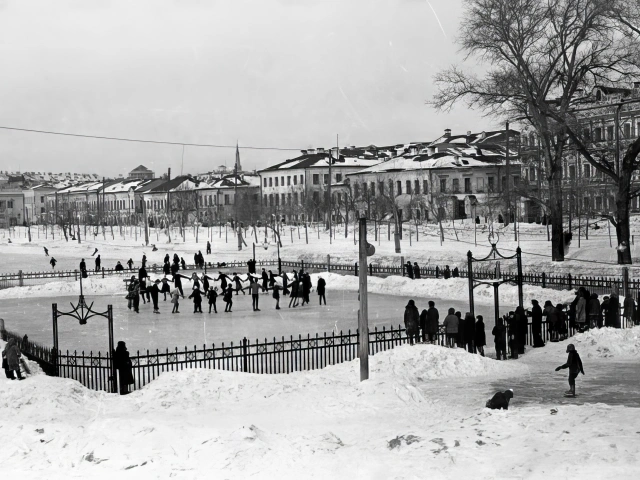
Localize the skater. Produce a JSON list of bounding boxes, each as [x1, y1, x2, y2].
[[442, 265, 451, 279], [464, 312, 476, 353], [215, 271, 230, 291], [405, 261, 414, 279], [202, 273, 212, 292], [475, 315, 486, 356], [302, 273, 312, 306], [404, 300, 420, 345], [555, 344, 585, 397], [247, 258, 256, 274], [588, 293, 602, 329], [492, 317, 507, 360], [79, 258, 88, 278], [50, 257, 57, 269], [232, 273, 247, 295], [250, 278, 260, 311], [191, 272, 201, 291], [261, 268, 269, 292], [623, 293, 635, 328], [530, 300, 545, 348], [150, 279, 161, 314], [289, 277, 299, 308], [170, 286, 182, 313], [113, 341, 134, 395], [272, 282, 281, 309], [426, 301, 440, 344], [43, 246, 49, 256], [173, 273, 189, 297], [188, 285, 204, 313], [282, 270, 290, 296], [94, 254, 101, 272], [132, 280, 140, 313], [485, 389, 514, 410], [173, 253, 180, 265], [126, 276, 136, 310], [413, 262, 421, 279], [127, 258, 133, 270], [198, 250, 205, 268], [268, 270, 278, 289], [3, 339, 24, 380], [160, 277, 172, 300], [142, 254, 147, 268], [317, 276, 326, 305], [443, 307, 459, 348], [206, 241, 211, 255], [92, 247, 98, 256], [207, 287, 218, 313], [115, 261, 124, 272], [163, 261, 171, 275], [180, 257, 186, 270], [223, 285, 234, 312], [171, 261, 180, 276]]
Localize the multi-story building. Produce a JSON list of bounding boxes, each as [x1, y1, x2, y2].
[[0, 188, 35, 227], [128, 165, 155, 180], [195, 173, 261, 224]]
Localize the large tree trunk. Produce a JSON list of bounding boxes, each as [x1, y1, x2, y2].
[[549, 172, 564, 261], [615, 137, 640, 264]]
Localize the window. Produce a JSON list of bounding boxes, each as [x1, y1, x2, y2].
[[294, 175, 298, 185], [287, 176, 291, 186], [287, 193, 291, 205], [487, 177, 495, 192], [379, 181, 384, 195], [224, 195, 230, 205], [583, 197, 590, 209], [264, 194, 268, 205], [396, 181, 402, 195], [595, 127, 602, 142], [452, 178, 459, 193], [569, 165, 576, 179], [477, 177, 485, 192], [363, 183, 368, 196], [464, 177, 471, 193], [529, 167, 536, 181], [406, 180, 412, 195], [275, 177, 279, 187], [40, 196, 44, 203], [269, 194, 274, 206], [281, 176, 284, 186], [388, 179, 394, 196], [584, 164, 591, 178], [263, 178, 267, 187], [596, 196, 602, 210], [323, 174, 329, 184], [313, 174, 319, 185], [281, 194, 285, 205], [624, 123, 631, 139], [414, 180, 420, 195], [607, 125, 614, 141], [440, 178, 447, 192], [423, 180, 428, 194], [41, 207, 45, 214], [354, 183, 360, 197], [269, 178, 273, 187], [501, 176, 506, 191], [583, 128, 590, 141], [370, 182, 375, 196], [208, 195, 212, 205], [336, 173, 342, 182], [293, 192, 298, 205], [300, 175, 304, 184], [513, 176, 519, 187]]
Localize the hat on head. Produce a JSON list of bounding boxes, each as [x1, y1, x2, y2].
[[566, 344, 575, 352]]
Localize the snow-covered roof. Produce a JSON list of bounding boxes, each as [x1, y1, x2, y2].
[[103, 179, 145, 194]]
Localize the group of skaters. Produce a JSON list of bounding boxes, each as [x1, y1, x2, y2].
[[121, 253, 328, 315], [404, 262, 459, 280]]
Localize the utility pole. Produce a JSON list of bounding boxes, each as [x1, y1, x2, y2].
[[328, 135, 336, 244], [358, 217, 369, 382], [235, 142, 241, 250], [505, 121, 511, 227]]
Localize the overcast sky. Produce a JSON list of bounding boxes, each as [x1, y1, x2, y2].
[[0, 0, 488, 177]]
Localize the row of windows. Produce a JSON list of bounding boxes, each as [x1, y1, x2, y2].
[[351, 176, 517, 196], [0, 200, 15, 208], [264, 174, 305, 188], [522, 121, 638, 147], [263, 192, 302, 207]]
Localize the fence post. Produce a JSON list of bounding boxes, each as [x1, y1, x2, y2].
[[102, 267, 105, 279], [435, 266, 440, 278], [568, 273, 572, 291], [400, 256, 404, 276], [301, 260, 304, 274], [242, 337, 248, 373], [355, 262, 358, 276], [18, 270, 23, 287], [541, 272, 546, 289], [623, 267, 629, 299], [75, 269, 78, 281], [327, 254, 330, 272]]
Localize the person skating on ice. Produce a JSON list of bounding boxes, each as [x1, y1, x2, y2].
[[215, 271, 230, 291], [190, 272, 201, 291], [43, 246, 49, 256], [170, 285, 183, 313], [189, 285, 204, 313], [172, 272, 189, 297], [317, 276, 326, 305], [207, 286, 218, 313], [232, 272, 247, 295], [271, 282, 281, 309], [50, 257, 57, 269], [555, 344, 585, 397], [141, 254, 147, 268], [163, 260, 171, 275], [127, 258, 133, 270], [206, 241, 211, 255], [249, 277, 261, 311], [150, 279, 161, 314], [261, 268, 269, 292], [160, 277, 172, 300], [180, 257, 186, 270], [289, 276, 299, 308], [223, 285, 234, 312]]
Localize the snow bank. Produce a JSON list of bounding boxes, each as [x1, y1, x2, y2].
[[0, 275, 128, 299], [566, 326, 640, 359]]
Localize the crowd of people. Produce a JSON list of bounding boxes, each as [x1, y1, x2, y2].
[[404, 262, 459, 280]]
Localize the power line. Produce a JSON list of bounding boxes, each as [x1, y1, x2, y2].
[[0, 125, 302, 151]]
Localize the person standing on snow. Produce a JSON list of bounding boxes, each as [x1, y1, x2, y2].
[[3, 339, 24, 380], [588, 293, 602, 329], [206, 241, 212, 255], [49, 257, 57, 269], [623, 293, 635, 328], [555, 344, 585, 397], [443, 308, 459, 348], [530, 300, 544, 348], [113, 341, 134, 395], [464, 312, 476, 353], [475, 315, 486, 356], [43, 246, 49, 256], [94, 254, 101, 272], [79, 258, 88, 278], [317, 276, 326, 305], [127, 258, 134, 270], [405, 261, 414, 279], [115, 261, 124, 272], [413, 262, 421, 279], [426, 301, 439, 344], [492, 317, 507, 360], [404, 300, 420, 345]]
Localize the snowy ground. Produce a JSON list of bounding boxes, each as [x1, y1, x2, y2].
[[3, 328, 640, 478]]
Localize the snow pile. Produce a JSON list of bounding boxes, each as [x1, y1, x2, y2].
[[0, 275, 128, 299], [567, 326, 640, 359]]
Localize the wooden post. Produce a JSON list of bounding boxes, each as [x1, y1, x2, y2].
[[305, 224, 309, 244], [467, 251, 474, 317], [358, 217, 369, 382]]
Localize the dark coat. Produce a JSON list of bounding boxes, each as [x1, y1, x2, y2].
[[558, 351, 585, 374], [188, 290, 203, 305], [606, 295, 620, 327], [474, 320, 486, 347], [413, 264, 421, 279], [163, 263, 171, 275], [207, 290, 217, 304], [492, 323, 506, 348], [419, 309, 428, 330], [113, 347, 134, 385], [531, 305, 543, 335], [464, 314, 475, 344], [486, 390, 513, 410], [404, 304, 419, 333], [317, 278, 326, 295], [426, 307, 439, 333]]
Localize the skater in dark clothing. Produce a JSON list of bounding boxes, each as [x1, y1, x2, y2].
[[115, 261, 124, 272], [172, 273, 189, 297], [141, 254, 147, 268], [206, 241, 211, 255], [164, 254, 170, 264], [443, 265, 451, 279], [425, 301, 439, 344], [207, 287, 218, 313], [250, 278, 261, 311], [268, 270, 278, 288], [475, 315, 486, 356], [464, 312, 476, 353], [232, 273, 247, 295], [94, 254, 101, 272], [127, 258, 133, 270], [181, 257, 186, 270], [405, 261, 414, 279], [160, 277, 172, 300], [126, 276, 136, 310], [261, 268, 269, 292], [80, 258, 87, 278], [289, 278, 299, 308], [588, 293, 602, 329], [317, 276, 326, 305], [223, 285, 234, 312], [271, 283, 281, 309], [150, 279, 161, 313], [215, 272, 230, 291], [43, 246, 49, 256], [555, 344, 585, 396], [302, 274, 312, 306], [530, 300, 545, 348], [50, 257, 57, 269], [170, 261, 180, 276], [131, 280, 140, 313], [190, 272, 201, 291], [404, 300, 420, 345], [173, 253, 180, 265], [193, 252, 199, 268], [92, 248, 99, 256], [492, 318, 507, 360], [163, 261, 171, 275], [202, 274, 211, 292], [247, 258, 256, 274], [113, 341, 134, 395], [485, 389, 513, 410], [514, 306, 527, 354], [188, 286, 204, 313], [413, 262, 421, 279], [282, 271, 290, 295]]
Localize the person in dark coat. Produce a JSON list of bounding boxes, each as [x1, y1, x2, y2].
[[131, 280, 140, 313], [188, 285, 204, 313], [173, 253, 180, 265], [160, 277, 172, 301], [113, 341, 134, 395], [261, 268, 269, 292], [452, 267, 459, 278], [43, 246, 49, 256], [231, 273, 246, 295], [163, 261, 171, 275], [249, 277, 261, 311], [127, 258, 133, 270], [94, 254, 101, 272], [126, 276, 136, 310], [555, 343, 585, 396], [268, 270, 278, 289], [405, 261, 414, 279], [164, 254, 170, 264], [271, 283, 282, 309], [193, 252, 199, 268], [492, 317, 507, 360], [3, 339, 24, 380], [191, 272, 202, 291], [180, 257, 186, 270], [514, 306, 527, 354], [486, 389, 513, 410], [556, 304, 568, 340], [419, 309, 428, 342], [150, 279, 161, 313], [142, 254, 147, 268], [455, 311, 464, 347], [115, 261, 124, 272], [80, 258, 87, 275], [413, 262, 421, 279], [426, 301, 440, 344], [289, 278, 299, 308], [215, 272, 229, 291], [475, 315, 486, 356], [543, 300, 558, 341], [530, 300, 544, 348], [442, 265, 451, 279], [223, 285, 234, 312], [317, 276, 326, 305], [282, 271, 290, 296], [623, 293, 635, 328], [587, 293, 602, 329], [404, 300, 420, 345], [206, 241, 211, 255], [247, 258, 256, 274], [464, 312, 475, 353], [302, 274, 312, 306], [207, 287, 218, 313], [50, 257, 57, 269]]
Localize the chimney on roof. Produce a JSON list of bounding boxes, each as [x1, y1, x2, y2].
[[444, 129, 451, 138], [167, 167, 171, 181]]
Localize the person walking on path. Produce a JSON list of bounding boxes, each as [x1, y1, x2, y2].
[[555, 343, 585, 397], [207, 287, 218, 313], [289, 277, 299, 308], [50, 257, 57, 269], [492, 317, 507, 360], [250, 278, 261, 311], [475, 315, 486, 356], [170, 286, 182, 313], [188, 285, 204, 313], [94, 254, 101, 272], [530, 300, 545, 348], [43, 246, 49, 256], [223, 285, 234, 312], [404, 300, 420, 345], [443, 308, 459, 348], [413, 262, 421, 279], [150, 279, 161, 314], [623, 293, 635, 328], [464, 312, 476, 353], [317, 276, 326, 305], [426, 301, 440, 344], [113, 341, 134, 395], [80, 258, 88, 278], [127, 258, 133, 270], [3, 339, 24, 380]]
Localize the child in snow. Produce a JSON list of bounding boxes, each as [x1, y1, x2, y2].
[[485, 389, 513, 410], [207, 287, 218, 313], [43, 247, 49, 256], [555, 343, 585, 396]]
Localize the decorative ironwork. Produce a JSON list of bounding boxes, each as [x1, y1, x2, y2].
[[222, 348, 234, 358], [274, 343, 284, 352], [204, 351, 215, 360], [308, 339, 318, 348], [257, 345, 268, 354], [341, 336, 351, 345], [91, 358, 103, 367], [324, 337, 334, 346], [292, 341, 302, 350]]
